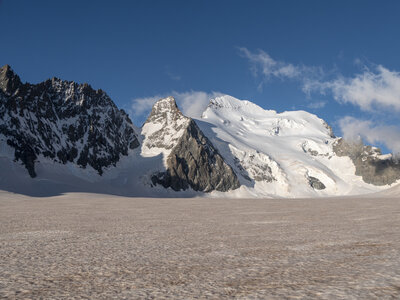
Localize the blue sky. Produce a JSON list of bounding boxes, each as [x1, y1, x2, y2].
[[1, 0, 400, 153]]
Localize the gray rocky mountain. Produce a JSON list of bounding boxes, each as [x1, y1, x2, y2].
[[142, 97, 240, 192], [0, 65, 139, 177], [333, 138, 400, 185]]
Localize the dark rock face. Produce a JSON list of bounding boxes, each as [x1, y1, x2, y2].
[[0, 65, 22, 93], [333, 138, 400, 186], [308, 176, 326, 190], [152, 120, 241, 192], [0, 65, 139, 177], [147, 97, 240, 192], [323, 121, 336, 138]]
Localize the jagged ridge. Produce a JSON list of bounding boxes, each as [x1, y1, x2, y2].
[[0, 65, 139, 177]]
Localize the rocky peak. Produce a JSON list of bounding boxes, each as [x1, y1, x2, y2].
[[0, 64, 22, 95], [0, 67, 140, 177], [145, 96, 184, 125], [142, 97, 240, 192], [41, 77, 117, 109], [142, 97, 190, 153]]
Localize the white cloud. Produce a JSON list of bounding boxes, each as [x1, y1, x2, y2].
[[129, 90, 223, 124], [238, 47, 301, 79], [128, 95, 161, 118], [238, 48, 323, 89], [240, 48, 400, 114], [172, 91, 223, 118], [166, 71, 181, 81], [339, 116, 400, 155], [308, 65, 400, 112]]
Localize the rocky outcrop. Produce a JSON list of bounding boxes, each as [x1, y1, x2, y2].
[[143, 97, 240, 192], [333, 138, 400, 186], [0, 65, 139, 177], [308, 176, 326, 190], [230, 147, 276, 182]]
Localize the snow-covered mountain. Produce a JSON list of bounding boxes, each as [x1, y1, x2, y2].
[[196, 95, 400, 197], [0, 65, 399, 197]]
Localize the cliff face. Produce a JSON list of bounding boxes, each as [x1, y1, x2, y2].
[[142, 97, 240, 192], [0, 65, 139, 177], [333, 138, 400, 186]]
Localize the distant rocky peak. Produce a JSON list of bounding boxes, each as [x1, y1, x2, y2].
[[145, 96, 187, 125], [153, 96, 178, 110], [142, 97, 190, 154], [0, 64, 22, 95], [43, 77, 115, 108]]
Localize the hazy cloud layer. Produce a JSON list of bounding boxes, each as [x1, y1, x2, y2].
[[174, 91, 224, 118], [339, 116, 400, 155], [238, 47, 323, 92], [307, 101, 327, 110], [239, 47, 301, 79]]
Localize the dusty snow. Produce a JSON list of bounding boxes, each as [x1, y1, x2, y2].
[[0, 192, 399, 299]]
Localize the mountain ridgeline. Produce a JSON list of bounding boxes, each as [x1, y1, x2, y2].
[[0, 65, 399, 197], [0, 65, 139, 177]]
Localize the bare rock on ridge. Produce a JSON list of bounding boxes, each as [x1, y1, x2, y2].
[[333, 138, 400, 186], [144, 97, 240, 192]]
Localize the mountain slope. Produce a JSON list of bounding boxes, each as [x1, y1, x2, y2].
[[196, 95, 397, 197], [0, 65, 139, 177], [141, 97, 240, 192]]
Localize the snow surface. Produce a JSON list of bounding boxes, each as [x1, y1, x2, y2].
[[197, 95, 395, 198]]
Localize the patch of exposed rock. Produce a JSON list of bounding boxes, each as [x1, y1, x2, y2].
[[323, 121, 336, 138], [333, 138, 400, 186], [308, 176, 326, 190], [143, 97, 240, 192], [230, 147, 276, 182], [0, 65, 139, 177]]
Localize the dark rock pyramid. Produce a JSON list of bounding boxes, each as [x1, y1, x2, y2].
[[142, 97, 240, 192]]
